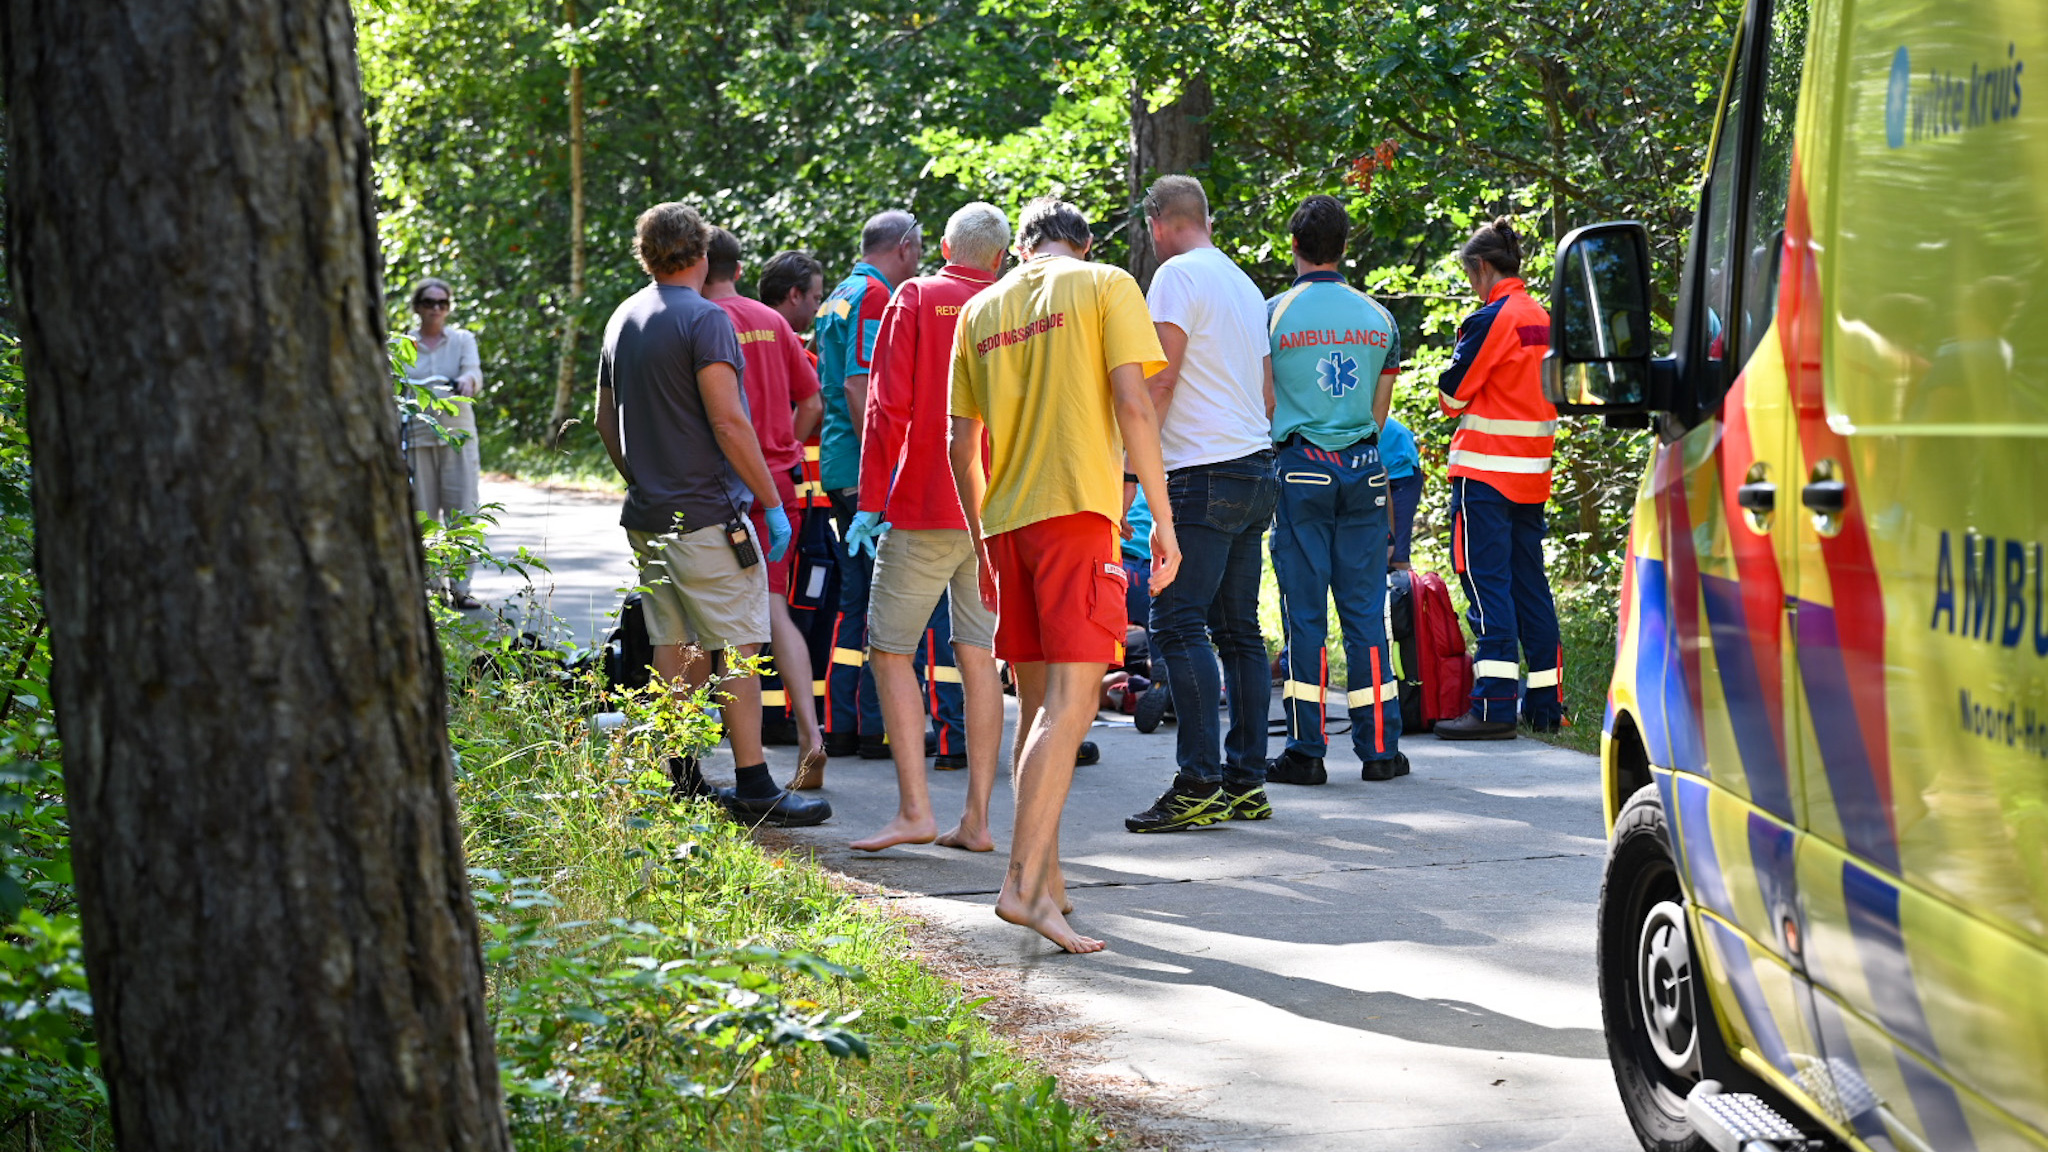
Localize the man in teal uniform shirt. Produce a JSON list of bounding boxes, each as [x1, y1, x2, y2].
[[1265, 194, 1409, 786], [816, 210, 923, 755]]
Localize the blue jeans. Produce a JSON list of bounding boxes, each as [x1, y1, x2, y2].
[[1149, 451, 1277, 788], [1272, 438, 1403, 761], [1450, 477, 1562, 724]]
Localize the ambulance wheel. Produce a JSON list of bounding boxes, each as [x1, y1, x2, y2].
[[1599, 783, 1719, 1152]]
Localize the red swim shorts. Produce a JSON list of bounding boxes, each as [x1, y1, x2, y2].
[[746, 469, 803, 597], [984, 511, 1127, 665]]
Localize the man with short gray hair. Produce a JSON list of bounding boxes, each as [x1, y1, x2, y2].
[[845, 202, 1010, 853]]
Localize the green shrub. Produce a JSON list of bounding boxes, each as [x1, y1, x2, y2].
[[451, 666, 1116, 1150]]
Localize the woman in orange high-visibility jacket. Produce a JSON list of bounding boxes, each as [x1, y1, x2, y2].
[[1432, 218, 1564, 739]]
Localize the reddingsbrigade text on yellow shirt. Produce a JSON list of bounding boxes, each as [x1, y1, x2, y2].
[[948, 255, 1167, 539]]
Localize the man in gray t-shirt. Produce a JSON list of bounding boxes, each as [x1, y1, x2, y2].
[[594, 202, 829, 828], [600, 278, 750, 534]]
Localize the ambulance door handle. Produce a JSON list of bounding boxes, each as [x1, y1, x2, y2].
[[1801, 479, 1846, 515], [1736, 482, 1776, 513]]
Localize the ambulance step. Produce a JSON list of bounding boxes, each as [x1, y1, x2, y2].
[[1686, 1081, 1827, 1152]]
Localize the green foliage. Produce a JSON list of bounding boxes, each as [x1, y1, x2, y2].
[[454, 667, 1116, 1149], [362, 0, 1736, 698], [0, 337, 106, 1148], [359, 0, 1064, 451]]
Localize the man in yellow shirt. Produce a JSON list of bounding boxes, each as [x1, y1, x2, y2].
[[949, 197, 1180, 954]]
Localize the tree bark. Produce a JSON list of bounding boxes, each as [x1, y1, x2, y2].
[[1, 2, 510, 1148], [1538, 53, 1571, 247], [544, 0, 587, 449], [1126, 72, 1211, 291]]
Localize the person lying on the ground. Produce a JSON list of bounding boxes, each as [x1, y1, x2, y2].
[[844, 202, 1012, 855], [949, 195, 1179, 954]]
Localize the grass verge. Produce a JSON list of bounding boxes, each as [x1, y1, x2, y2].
[[450, 659, 1117, 1151]]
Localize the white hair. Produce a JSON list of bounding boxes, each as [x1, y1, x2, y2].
[[944, 202, 1012, 269]]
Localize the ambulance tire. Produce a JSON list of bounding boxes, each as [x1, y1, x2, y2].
[[1598, 783, 1761, 1152]]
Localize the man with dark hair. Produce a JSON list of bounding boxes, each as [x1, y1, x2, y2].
[[1264, 194, 1408, 787], [702, 228, 828, 783], [1127, 175, 1279, 834], [593, 203, 829, 827], [816, 210, 924, 760], [758, 251, 825, 324], [755, 248, 836, 778], [950, 196, 1179, 952]]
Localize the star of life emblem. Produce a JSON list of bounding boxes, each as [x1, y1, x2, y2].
[[1317, 352, 1360, 397]]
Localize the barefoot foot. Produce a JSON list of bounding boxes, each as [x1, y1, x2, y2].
[[790, 746, 827, 791], [850, 814, 937, 852], [995, 888, 1105, 954], [935, 823, 995, 853]]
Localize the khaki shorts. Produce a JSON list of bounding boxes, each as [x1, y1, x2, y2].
[[867, 527, 996, 655], [625, 523, 771, 650]]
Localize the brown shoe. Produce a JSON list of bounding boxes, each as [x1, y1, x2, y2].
[[789, 747, 827, 791]]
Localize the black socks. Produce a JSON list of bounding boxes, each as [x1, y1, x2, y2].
[[732, 763, 780, 800]]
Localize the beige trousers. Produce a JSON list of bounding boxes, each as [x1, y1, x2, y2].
[[409, 439, 481, 595]]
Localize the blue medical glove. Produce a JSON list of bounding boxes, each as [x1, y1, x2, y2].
[[844, 509, 890, 558], [764, 505, 793, 563]]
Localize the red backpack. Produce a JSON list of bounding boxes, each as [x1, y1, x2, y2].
[[1388, 570, 1474, 731]]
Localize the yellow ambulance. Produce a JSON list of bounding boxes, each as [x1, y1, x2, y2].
[[1541, 0, 2048, 1147]]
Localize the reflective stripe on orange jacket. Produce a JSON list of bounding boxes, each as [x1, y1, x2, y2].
[[1436, 277, 1556, 504]]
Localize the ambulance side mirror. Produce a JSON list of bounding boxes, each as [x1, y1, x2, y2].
[[1543, 222, 1658, 417]]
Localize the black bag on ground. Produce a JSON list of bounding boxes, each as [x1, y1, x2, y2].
[[604, 591, 654, 693], [1387, 571, 1426, 735]]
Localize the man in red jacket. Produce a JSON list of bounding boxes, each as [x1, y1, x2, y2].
[[844, 203, 1009, 853]]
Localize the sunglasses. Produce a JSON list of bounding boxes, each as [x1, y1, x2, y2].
[[418, 297, 451, 309]]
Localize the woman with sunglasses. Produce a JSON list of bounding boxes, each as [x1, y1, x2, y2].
[[404, 276, 486, 610]]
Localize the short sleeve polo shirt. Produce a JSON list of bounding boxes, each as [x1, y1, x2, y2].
[[1267, 271, 1402, 452], [814, 261, 894, 492]]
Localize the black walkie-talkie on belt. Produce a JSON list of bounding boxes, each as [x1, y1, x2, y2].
[[726, 516, 760, 569]]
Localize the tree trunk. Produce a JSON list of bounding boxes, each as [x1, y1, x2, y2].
[[1538, 54, 1571, 247], [1, 3, 510, 1148], [544, 0, 587, 449], [1126, 72, 1211, 291]]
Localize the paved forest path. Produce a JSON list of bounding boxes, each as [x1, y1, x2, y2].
[[469, 476, 1640, 1152]]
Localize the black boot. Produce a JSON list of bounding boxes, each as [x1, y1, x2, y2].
[[1361, 751, 1412, 780], [1433, 711, 1518, 741], [1266, 747, 1327, 786]]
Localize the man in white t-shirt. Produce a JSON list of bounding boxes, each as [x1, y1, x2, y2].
[[1124, 175, 1282, 835]]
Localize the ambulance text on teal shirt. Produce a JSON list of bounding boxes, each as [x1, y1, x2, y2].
[[1267, 272, 1402, 452]]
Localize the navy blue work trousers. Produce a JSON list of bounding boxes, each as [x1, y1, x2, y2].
[[1272, 437, 1403, 762], [1449, 476, 1563, 725], [827, 491, 963, 749]]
